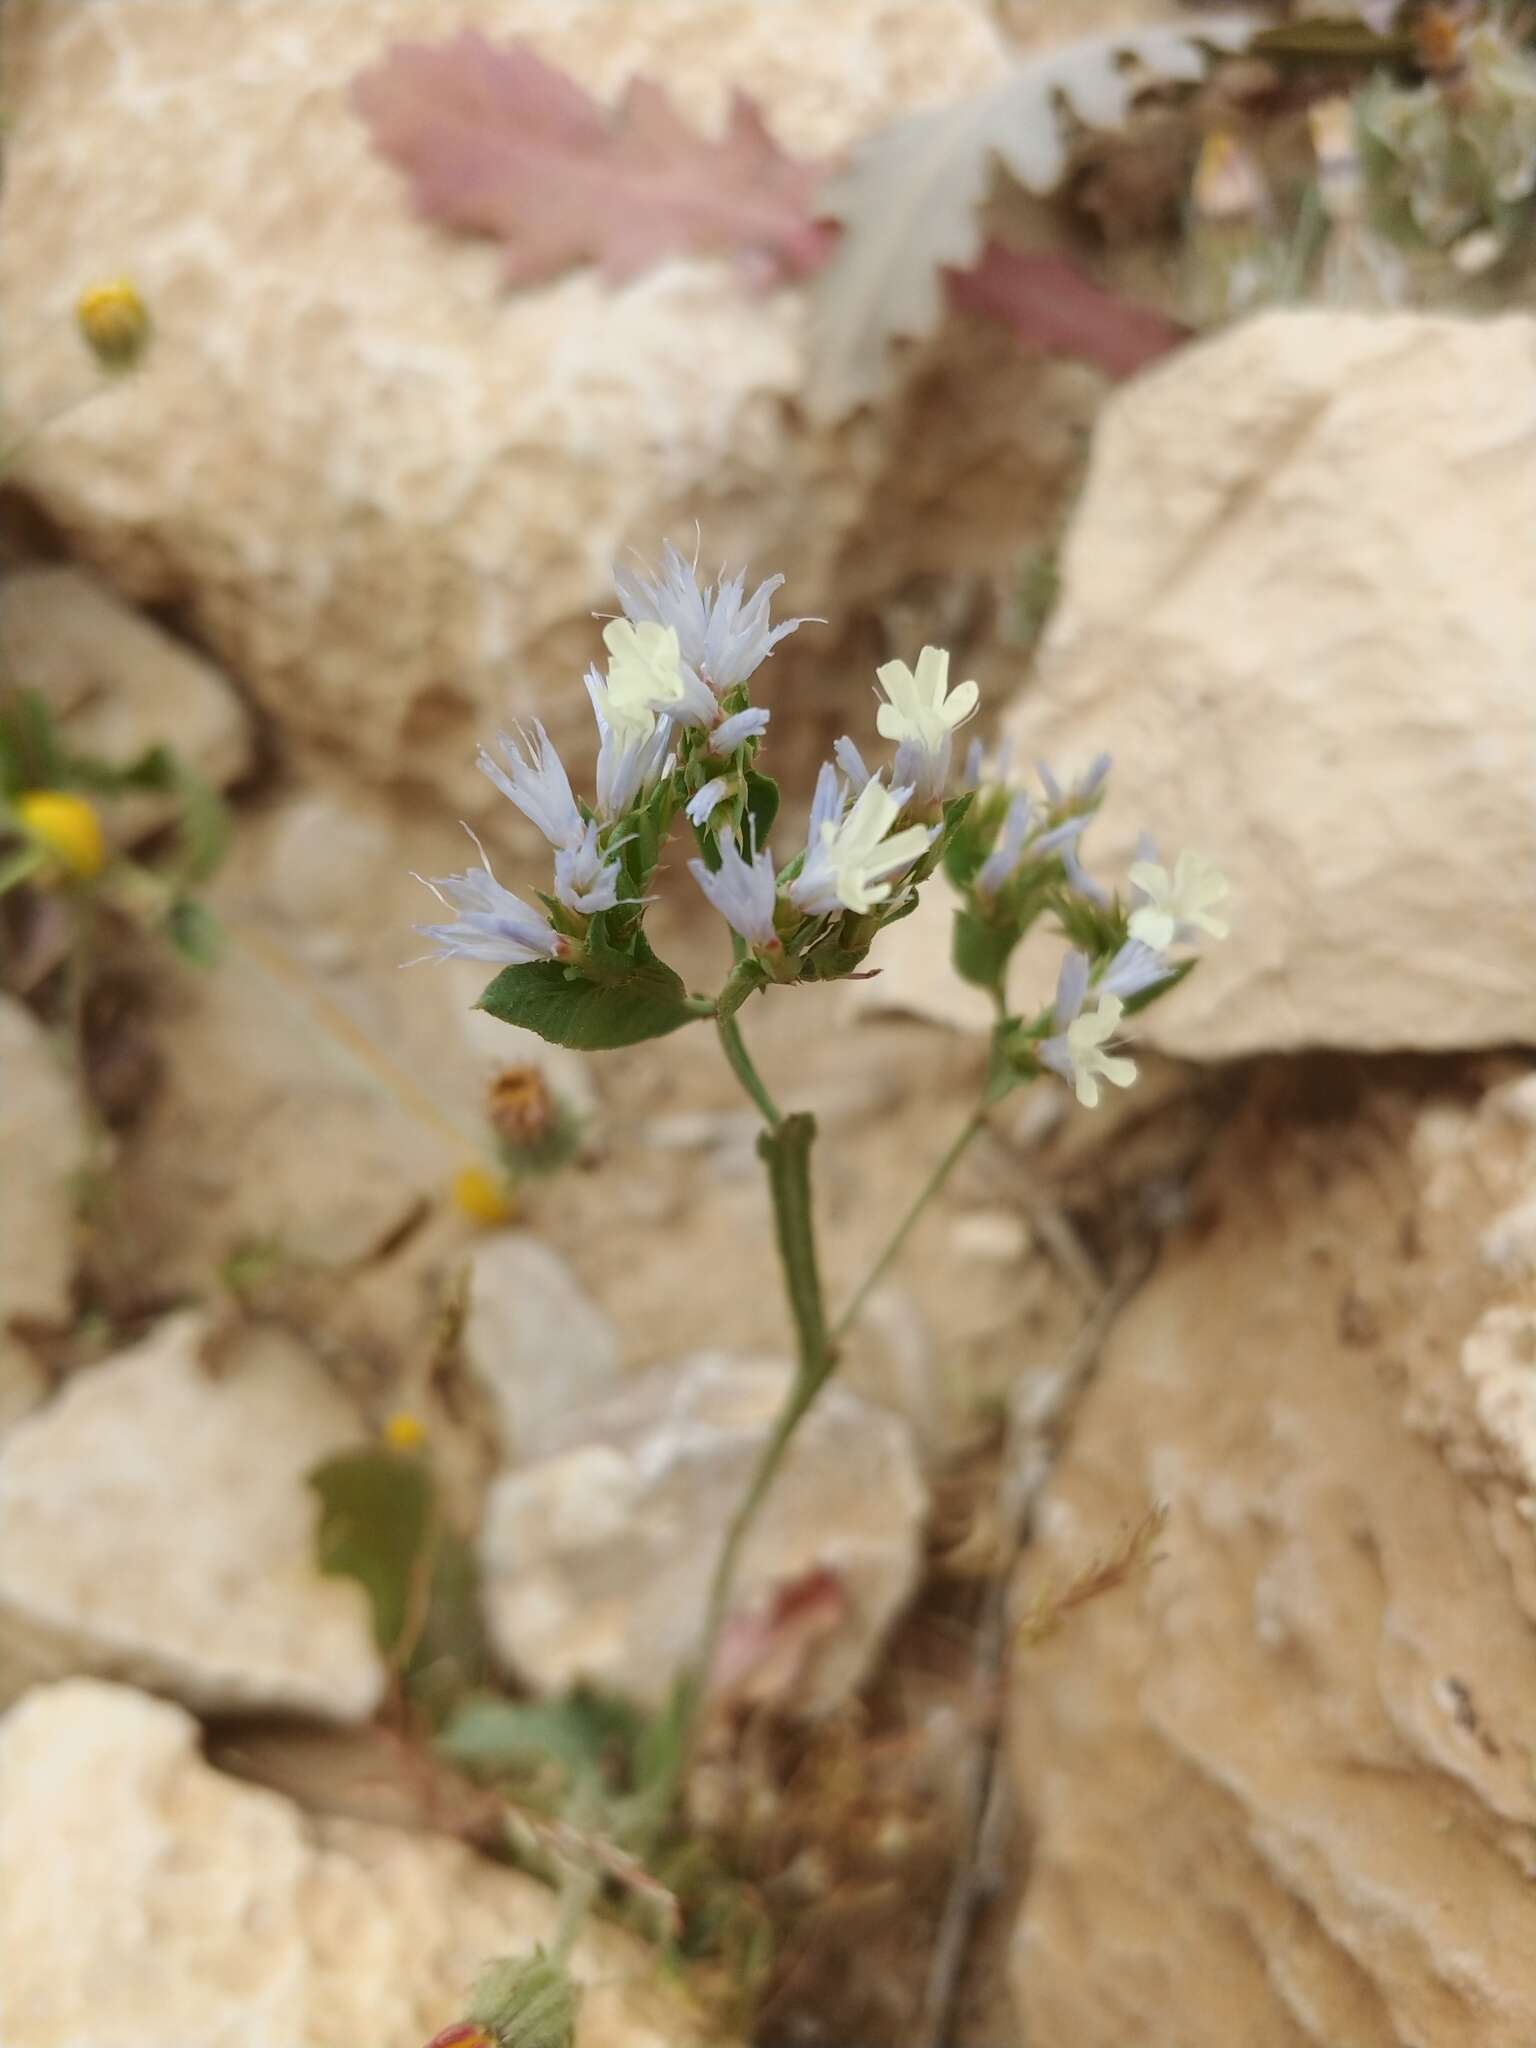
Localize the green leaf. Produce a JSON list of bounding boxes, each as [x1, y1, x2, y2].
[[985, 1017, 1043, 1106], [165, 898, 222, 967], [952, 907, 1019, 992], [439, 1689, 644, 1787], [309, 1448, 434, 1657], [743, 769, 779, 851], [309, 1447, 485, 1703], [477, 955, 702, 1050]]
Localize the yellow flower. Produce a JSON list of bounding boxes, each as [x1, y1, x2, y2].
[[451, 1163, 515, 1226], [15, 790, 107, 879], [76, 278, 152, 371], [382, 1410, 426, 1453]]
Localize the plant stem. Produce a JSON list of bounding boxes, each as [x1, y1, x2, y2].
[[671, 1014, 830, 1792], [831, 1108, 988, 1343], [715, 1005, 781, 1127]]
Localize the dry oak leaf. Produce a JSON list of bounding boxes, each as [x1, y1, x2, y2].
[[353, 32, 835, 289]]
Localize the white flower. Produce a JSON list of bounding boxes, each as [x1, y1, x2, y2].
[[1127, 850, 1230, 950], [874, 645, 979, 803], [689, 836, 779, 949], [1039, 951, 1136, 1109], [583, 666, 675, 819], [685, 776, 732, 829], [414, 834, 566, 966], [553, 819, 627, 915], [602, 618, 716, 730], [789, 771, 934, 918], [708, 706, 770, 757], [477, 721, 584, 852], [615, 541, 807, 696]]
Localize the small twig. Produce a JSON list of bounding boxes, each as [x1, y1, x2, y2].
[[916, 1247, 1153, 2048]]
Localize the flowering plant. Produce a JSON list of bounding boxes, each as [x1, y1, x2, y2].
[[418, 542, 1227, 1798]]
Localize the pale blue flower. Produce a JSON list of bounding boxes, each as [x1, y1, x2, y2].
[[962, 737, 1014, 793], [709, 706, 770, 757], [415, 835, 566, 966], [974, 791, 1034, 898], [1038, 752, 1111, 807], [1061, 837, 1110, 907], [686, 776, 732, 829], [583, 667, 675, 819], [1097, 938, 1169, 1002], [689, 836, 779, 949], [615, 541, 807, 696], [1032, 816, 1088, 859], [552, 819, 626, 915], [478, 721, 584, 851], [1051, 947, 1091, 1029], [833, 735, 872, 791]]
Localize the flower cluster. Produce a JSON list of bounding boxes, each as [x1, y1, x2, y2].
[[417, 544, 1227, 1111], [943, 750, 1228, 1108], [1358, 20, 1536, 275]]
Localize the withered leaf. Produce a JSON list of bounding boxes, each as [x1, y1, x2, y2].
[[353, 32, 835, 290]]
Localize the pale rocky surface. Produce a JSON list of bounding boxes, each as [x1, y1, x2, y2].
[[0, 997, 87, 1437], [1010, 1061, 1536, 2048], [0, 566, 252, 840], [463, 1229, 622, 1461], [0, 1678, 704, 2048], [481, 1351, 928, 1711], [861, 311, 1536, 1058], [0, 1315, 384, 1720], [0, 0, 1110, 806]]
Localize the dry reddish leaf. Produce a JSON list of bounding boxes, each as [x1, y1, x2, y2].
[[945, 242, 1188, 381], [710, 1564, 851, 1709], [353, 32, 835, 290]]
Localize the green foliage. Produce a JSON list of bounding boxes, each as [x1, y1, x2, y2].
[[952, 905, 1020, 995], [440, 1690, 646, 1799], [0, 686, 230, 963], [477, 955, 702, 1050], [309, 1447, 485, 1700]]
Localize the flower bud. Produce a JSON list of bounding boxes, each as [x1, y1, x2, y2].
[[76, 279, 152, 371], [15, 790, 107, 879], [424, 2026, 497, 2048], [466, 1953, 579, 2048]]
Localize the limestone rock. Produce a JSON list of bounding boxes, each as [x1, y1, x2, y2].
[[462, 1231, 622, 1462], [0, 0, 1073, 805], [0, 566, 252, 839], [0, 997, 87, 1433], [0, 1316, 384, 1721], [481, 1352, 927, 1711], [0, 1678, 704, 2048], [861, 312, 1536, 1058], [1009, 1063, 1536, 2048]]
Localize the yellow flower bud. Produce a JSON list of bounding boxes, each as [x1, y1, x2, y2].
[[15, 790, 107, 880], [76, 278, 152, 371], [451, 1163, 515, 1227], [383, 1410, 426, 1453]]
